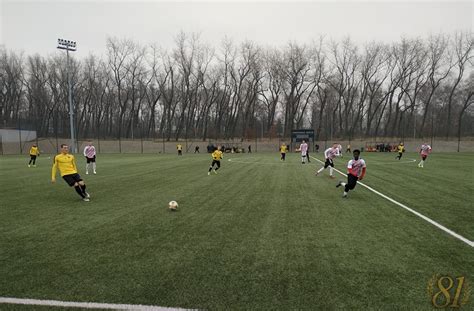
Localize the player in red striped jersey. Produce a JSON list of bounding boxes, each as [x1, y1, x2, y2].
[[336, 149, 366, 198], [315, 143, 342, 178], [83, 141, 97, 175], [418, 143, 432, 168]]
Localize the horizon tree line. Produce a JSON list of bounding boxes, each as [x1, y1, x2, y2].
[[1, 31, 473, 145]]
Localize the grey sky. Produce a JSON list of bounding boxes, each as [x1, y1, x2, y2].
[[1, 0, 472, 58]]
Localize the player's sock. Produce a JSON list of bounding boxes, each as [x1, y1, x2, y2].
[[329, 167, 334, 176], [342, 191, 348, 197], [74, 186, 85, 198], [80, 184, 87, 194], [86, 163, 90, 174], [93, 163, 96, 174]]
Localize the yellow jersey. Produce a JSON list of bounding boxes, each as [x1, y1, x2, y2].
[[397, 145, 405, 153], [177, 144, 183, 151], [52, 153, 78, 179], [280, 145, 288, 153], [211, 150, 223, 160], [29, 146, 40, 156]]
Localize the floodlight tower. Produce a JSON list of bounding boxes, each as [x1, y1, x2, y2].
[[57, 38, 77, 152]]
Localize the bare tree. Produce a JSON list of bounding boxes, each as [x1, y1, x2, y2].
[[445, 31, 473, 139], [456, 74, 474, 151], [281, 43, 315, 136], [0, 50, 25, 127], [260, 48, 284, 133], [419, 34, 455, 137]]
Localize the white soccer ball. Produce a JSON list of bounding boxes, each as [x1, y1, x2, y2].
[[168, 200, 178, 211]]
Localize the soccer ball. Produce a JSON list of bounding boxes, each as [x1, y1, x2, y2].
[[168, 201, 178, 211]]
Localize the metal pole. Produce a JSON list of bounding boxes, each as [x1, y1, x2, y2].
[[430, 108, 434, 147], [413, 112, 416, 139], [67, 49, 76, 153], [255, 121, 258, 153], [18, 117, 22, 154], [162, 128, 165, 153]]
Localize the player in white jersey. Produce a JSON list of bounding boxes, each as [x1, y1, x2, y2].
[[315, 143, 342, 178], [418, 143, 432, 168], [298, 140, 309, 164], [83, 141, 97, 175], [336, 149, 366, 198]]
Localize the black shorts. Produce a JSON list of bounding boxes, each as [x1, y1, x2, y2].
[[324, 158, 334, 168], [86, 156, 96, 163], [30, 155, 37, 160], [211, 160, 221, 168], [62, 173, 83, 187], [345, 173, 359, 191]]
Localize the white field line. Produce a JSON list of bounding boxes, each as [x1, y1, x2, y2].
[[369, 158, 417, 165], [228, 158, 298, 165], [311, 156, 474, 248], [228, 157, 417, 165], [0, 297, 192, 310]]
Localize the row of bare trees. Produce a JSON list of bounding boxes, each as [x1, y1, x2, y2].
[[1, 32, 473, 143]]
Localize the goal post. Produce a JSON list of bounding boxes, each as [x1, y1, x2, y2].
[[291, 129, 315, 151]]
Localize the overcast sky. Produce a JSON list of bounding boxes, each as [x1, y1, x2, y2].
[[1, 0, 472, 58]]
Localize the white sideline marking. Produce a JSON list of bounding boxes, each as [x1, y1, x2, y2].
[[369, 158, 417, 165], [0, 297, 190, 310], [311, 156, 474, 248], [228, 157, 299, 165]]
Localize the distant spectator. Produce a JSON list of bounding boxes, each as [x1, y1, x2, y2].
[[194, 146, 200, 153], [248, 145, 252, 153]]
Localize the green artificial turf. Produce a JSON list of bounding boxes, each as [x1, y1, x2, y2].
[[0, 152, 473, 310]]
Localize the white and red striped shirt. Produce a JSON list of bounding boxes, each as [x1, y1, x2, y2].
[[300, 142, 308, 155], [83, 145, 96, 158], [347, 158, 366, 178], [420, 144, 432, 156], [324, 147, 341, 160]]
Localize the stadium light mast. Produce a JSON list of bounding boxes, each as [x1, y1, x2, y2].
[[57, 38, 77, 153]]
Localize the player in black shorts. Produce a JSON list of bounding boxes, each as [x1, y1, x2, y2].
[[52, 144, 90, 201]]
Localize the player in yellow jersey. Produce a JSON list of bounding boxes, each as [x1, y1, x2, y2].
[[52, 144, 90, 202], [280, 143, 288, 161], [28, 144, 40, 167], [395, 142, 405, 160], [208, 146, 223, 175], [177, 144, 183, 155]]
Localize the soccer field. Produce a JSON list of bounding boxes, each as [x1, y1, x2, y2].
[[1, 152, 473, 310]]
